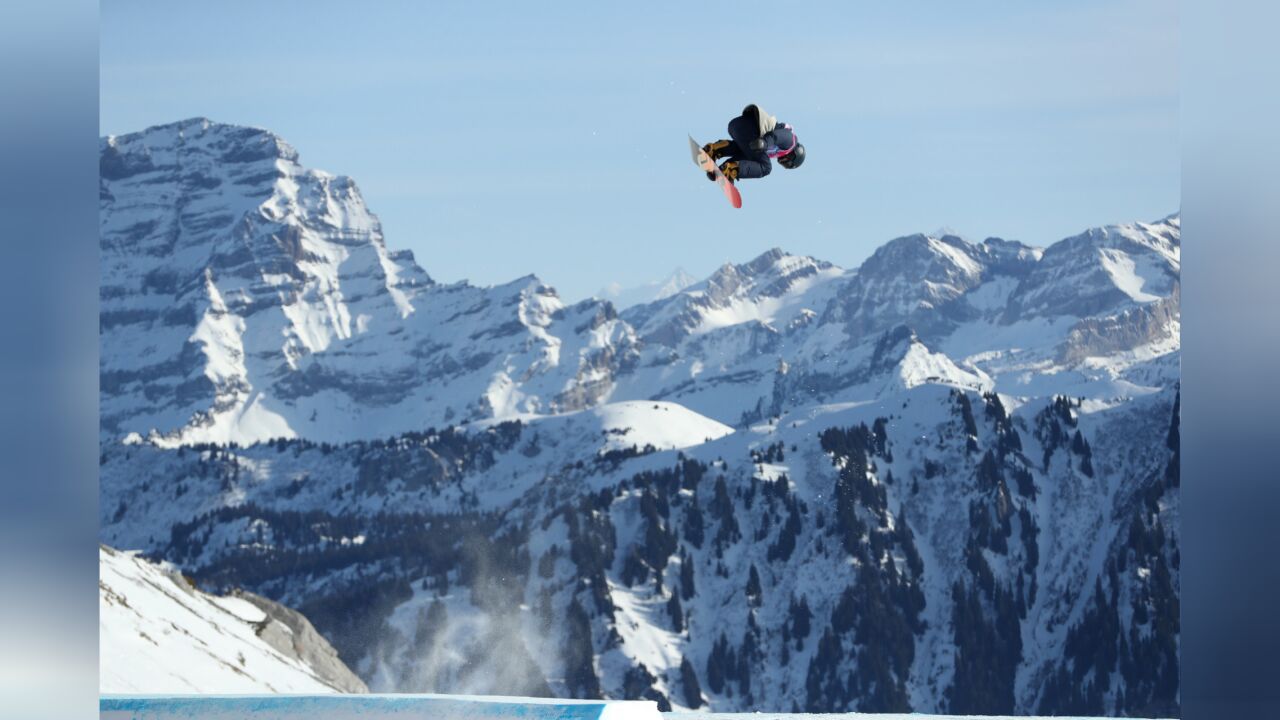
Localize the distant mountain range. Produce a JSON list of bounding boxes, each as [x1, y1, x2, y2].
[[597, 269, 699, 311], [100, 118, 1179, 717]]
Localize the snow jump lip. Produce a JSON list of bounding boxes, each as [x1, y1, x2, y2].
[[99, 694, 664, 720]]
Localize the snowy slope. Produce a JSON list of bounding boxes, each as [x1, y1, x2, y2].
[[621, 250, 843, 346], [100, 382, 1178, 713], [99, 545, 366, 693], [483, 401, 735, 460]]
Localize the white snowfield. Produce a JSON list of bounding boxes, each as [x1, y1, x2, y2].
[[481, 401, 735, 455], [99, 546, 357, 694], [100, 695, 663, 720]]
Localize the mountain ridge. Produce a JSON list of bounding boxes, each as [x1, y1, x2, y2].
[[100, 118, 1178, 446]]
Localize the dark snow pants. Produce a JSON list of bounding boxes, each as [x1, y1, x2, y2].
[[725, 113, 772, 179]]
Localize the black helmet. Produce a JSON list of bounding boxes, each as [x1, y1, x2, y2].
[[779, 143, 805, 169]]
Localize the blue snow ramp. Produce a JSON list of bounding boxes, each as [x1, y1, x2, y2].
[[100, 694, 664, 720]]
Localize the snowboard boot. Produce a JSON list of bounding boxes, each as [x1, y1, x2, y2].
[[719, 160, 740, 182], [703, 139, 733, 160]]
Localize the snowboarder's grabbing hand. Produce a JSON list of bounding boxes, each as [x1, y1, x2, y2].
[[703, 104, 805, 183]]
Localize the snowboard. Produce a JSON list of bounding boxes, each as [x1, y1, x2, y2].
[[689, 135, 742, 209]]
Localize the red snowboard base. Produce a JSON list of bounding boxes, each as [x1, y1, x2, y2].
[[689, 135, 742, 209]]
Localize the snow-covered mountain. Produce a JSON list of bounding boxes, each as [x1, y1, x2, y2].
[[99, 545, 366, 693], [101, 118, 636, 446], [597, 269, 699, 311], [100, 119, 1178, 717]]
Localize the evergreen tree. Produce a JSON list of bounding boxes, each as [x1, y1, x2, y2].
[[682, 497, 705, 549], [746, 564, 763, 607], [790, 595, 812, 647], [1164, 391, 1180, 488], [706, 633, 730, 694], [667, 592, 684, 633], [679, 657, 703, 708], [955, 391, 979, 453], [563, 598, 601, 698]]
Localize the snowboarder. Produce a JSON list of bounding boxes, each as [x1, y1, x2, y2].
[[702, 104, 806, 183]]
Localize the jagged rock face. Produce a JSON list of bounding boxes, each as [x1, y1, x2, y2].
[[1004, 215, 1180, 323], [100, 119, 635, 445], [822, 234, 994, 340], [99, 544, 367, 693], [231, 589, 369, 693], [1057, 286, 1180, 365], [99, 119, 1179, 716], [621, 249, 839, 348], [748, 325, 989, 425], [816, 233, 1045, 344]]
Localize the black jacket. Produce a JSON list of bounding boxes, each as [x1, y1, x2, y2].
[[725, 104, 794, 179]]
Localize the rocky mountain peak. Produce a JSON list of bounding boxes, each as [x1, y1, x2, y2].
[[100, 120, 639, 445], [622, 249, 840, 347], [1003, 215, 1180, 323], [100, 117, 299, 184], [819, 233, 988, 341], [977, 236, 1043, 276], [858, 232, 985, 285]]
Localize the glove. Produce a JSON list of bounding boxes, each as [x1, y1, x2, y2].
[[719, 161, 740, 182], [747, 138, 765, 152]]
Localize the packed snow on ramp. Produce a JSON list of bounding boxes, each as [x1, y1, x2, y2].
[[98, 698, 1172, 720], [100, 695, 663, 720]]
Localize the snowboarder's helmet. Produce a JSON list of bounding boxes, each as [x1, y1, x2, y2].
[[779, 143, 805, 169]]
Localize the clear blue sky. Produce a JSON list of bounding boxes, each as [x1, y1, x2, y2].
[[100, 0, 1177, 301]]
